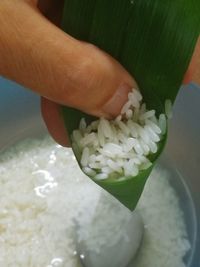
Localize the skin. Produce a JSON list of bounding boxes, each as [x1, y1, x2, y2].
[[0, 0, 199, 146]]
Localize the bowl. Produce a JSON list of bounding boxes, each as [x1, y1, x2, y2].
[[0, 76, 200, 266]]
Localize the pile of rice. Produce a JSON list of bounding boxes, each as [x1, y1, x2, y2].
[[0, 137, 190, 267], [72, 88, 171, 180]]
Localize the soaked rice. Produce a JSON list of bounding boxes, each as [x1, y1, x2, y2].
[[72, 89, 170, 181], [0, 137, 190, 267]]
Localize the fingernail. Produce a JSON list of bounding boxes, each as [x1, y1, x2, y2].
[[102, 83, 132, 117]]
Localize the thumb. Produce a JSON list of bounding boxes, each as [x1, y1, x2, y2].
[[0, 1, 136, 118]]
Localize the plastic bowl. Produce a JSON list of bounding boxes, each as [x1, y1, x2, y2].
[[0, 77, 200, 266]]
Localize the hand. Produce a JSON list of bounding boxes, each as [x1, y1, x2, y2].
[[0, 1, 199, 146], [0, 0, 136, 146]]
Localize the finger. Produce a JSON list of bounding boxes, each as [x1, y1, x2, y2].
[[0, 1, 136, 119], [41, 97, 70, 147], [183, 37, 200, 85]]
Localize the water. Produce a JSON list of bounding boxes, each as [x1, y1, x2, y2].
[[158, 156, 197, 267], [0, 136, 197, 267]]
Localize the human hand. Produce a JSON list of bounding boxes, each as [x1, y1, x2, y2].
[[0, 0, 136, 146], [0, 1, 199, 146]]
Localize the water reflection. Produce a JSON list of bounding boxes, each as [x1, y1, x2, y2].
[[32, 170, 57, 198], [49, 150, 57, 164], [47, 257, 63, 267]]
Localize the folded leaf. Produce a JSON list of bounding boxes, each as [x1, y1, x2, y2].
[[62, 0, 96, 40], [61, 0, 200, 210]]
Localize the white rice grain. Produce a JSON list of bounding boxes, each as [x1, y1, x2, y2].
[[139, 140, 150, 155], [148, 140, 158, 153], [125, 109, 133, 119], [72, 130, 82, 147], [85, 125, 93, 134], [139, 103, 146, 115], [83, 167, 97, 176], [127, 120, 139, 138], [128, 90, 141, 108], [91, 120, 99, 131], [144, 125, 160, 142], [146, 120, 162, 134], [97, 124, 105, 147], [121, 100, 133, 114], [115, 115, 122, 122], [102, 166, 113, 174], [124, 159, 139, 176], [89, 154, 97, 163], [132, 108, 140, 122], [127, 154, 141, 165], [140, 161, 152, 170], [131, 139, 143, 155], [138, 127, 150, 144], [139, 110, 155, 121], [165, 99, 173, 119], [81, 147, 90, 167], [132, 88, 143, 102], [79, 118, 87, 130], [107, 159, 122, 173], [117, 121, 131, 136], [80, 133, 97, 147], [159, 114, 167, 134], [116, 158, 125, 167], [99, 118, 113, 139], [89, 162, 102, 169], [95, 173, 108, 180], [101, 143, 123, 157]]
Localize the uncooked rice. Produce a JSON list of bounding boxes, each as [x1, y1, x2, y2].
[[0, 137, 190, 267], [72, 89, 170, 180]]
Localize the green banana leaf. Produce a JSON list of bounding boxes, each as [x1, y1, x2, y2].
[[61, 0, 200, 210]]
